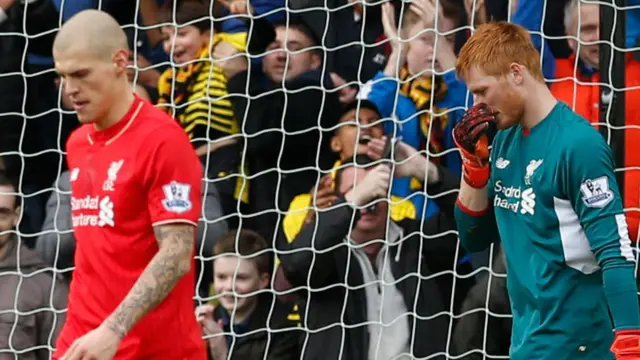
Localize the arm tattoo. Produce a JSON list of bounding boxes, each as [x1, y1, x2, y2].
[[105, 224, 194, 337]]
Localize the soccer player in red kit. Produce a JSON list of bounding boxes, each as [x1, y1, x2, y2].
[[51, 10, 207, 360]]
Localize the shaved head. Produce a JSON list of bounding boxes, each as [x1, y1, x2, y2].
[[53, 9, 128, 60], [53, 10, 133, 127]]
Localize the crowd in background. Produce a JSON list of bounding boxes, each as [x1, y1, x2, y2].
[[1, 0, 640, 358]]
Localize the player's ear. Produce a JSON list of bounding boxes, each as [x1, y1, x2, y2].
[[508, 62, 524, 86], [112, 48, 129, 75]]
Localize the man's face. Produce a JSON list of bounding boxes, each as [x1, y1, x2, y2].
[[465, 67, 525, 130], [0, 185, 18, 248], [213, 256, 268, 315], [567, 4, 599, 69], [161, 25, 209, 65], [263, 26, 320, 83], [337, 166, 387, 235], [331, 107, 384, 160], [54, 46, 127, 124]]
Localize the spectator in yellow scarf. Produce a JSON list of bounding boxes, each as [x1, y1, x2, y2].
[[156, 0, 248, 228]]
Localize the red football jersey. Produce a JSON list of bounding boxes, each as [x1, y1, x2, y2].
[[53, 95, 207, 359]]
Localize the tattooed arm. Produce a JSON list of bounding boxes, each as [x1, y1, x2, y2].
[[103, 223, 195, 337]]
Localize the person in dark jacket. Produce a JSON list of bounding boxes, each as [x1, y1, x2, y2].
[[196, 230, 301, 360], [277, 139, 475, 360], [452, 245, 512, 360], [0, 0, 61, 239], [0, 171, 68, 360], [212, 15, 341, 241]]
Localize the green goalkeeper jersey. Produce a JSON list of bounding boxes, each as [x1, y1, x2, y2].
[[454, 102, 640, 360]]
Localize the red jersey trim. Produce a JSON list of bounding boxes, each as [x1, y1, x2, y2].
[[87, 101, 144, 146], [152, 219, 199, 227], [456, 198, 490, 216]]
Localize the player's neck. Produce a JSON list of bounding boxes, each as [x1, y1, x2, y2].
[[520, 83, 558, 129], [94, 90, 136, 131]]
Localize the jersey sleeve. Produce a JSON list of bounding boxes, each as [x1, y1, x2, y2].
[[143, 125, 203, 227], [563, 130, 640, 330]]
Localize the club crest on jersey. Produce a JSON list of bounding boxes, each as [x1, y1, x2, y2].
[[524, 159, 543, 185], [103, 159, 124, 192], [580, 176, 614, 208], [162, 182, 192, 214]]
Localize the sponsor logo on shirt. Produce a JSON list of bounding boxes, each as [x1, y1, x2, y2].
[[493, 181, 536, 215], [162, 181, 192, 214], [580, 176, 614, 208], [71, 195, 115, 227]]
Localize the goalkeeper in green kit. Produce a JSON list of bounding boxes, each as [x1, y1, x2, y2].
[[452, 22, 640, 360]]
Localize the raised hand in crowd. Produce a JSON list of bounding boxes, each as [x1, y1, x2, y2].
[[304, 174, 338, 224], [408, 0, 457, 72], [219, 0, 254, 16], [213, 40, 248, 79], [195, 304, 229, 360], [381, 1, 408, 78], [344, 163, 391, 207], [330, 72, 358, 104], [367, 137, 440, 184]]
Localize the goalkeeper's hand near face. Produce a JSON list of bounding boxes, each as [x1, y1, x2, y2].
[[453, 103, 497, 188]]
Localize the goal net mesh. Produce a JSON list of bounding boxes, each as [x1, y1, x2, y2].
[[2, 0, 639, 359]]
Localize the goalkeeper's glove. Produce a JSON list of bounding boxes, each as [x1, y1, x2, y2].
[[453, 103, 497, 189], [611, 330, 640, 359]]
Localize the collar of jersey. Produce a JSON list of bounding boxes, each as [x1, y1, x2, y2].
[[89, 95, 143, 146]]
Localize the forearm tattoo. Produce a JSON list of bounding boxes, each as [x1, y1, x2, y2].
[[105, 224, 194, 337]]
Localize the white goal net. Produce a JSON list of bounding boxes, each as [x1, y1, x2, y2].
[[1, 0, 639, 359]]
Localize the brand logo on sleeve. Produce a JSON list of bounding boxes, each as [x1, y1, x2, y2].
[[162, 182, 192, 214], [580, 176, 614, 208]]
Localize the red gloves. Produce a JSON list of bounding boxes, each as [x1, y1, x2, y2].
[[453, 103, 497, 188], [612, 330, 640, 359]]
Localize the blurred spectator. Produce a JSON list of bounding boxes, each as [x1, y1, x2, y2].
[[216, 15, 341, 240], [552, 0, 640, 242], [0, 171, 68, 360], [461, 0, 556, 80], [156, 0, 248, 229], [195, 230, 301, 360], [281, 99, 449, 238], [0, 0, 61, 240], [35, 168, 229, 299], [278, 144, 474, 359], [452, 245, 511, 360], [361, 0, 468, 220], [290, 0, 391, 88]]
